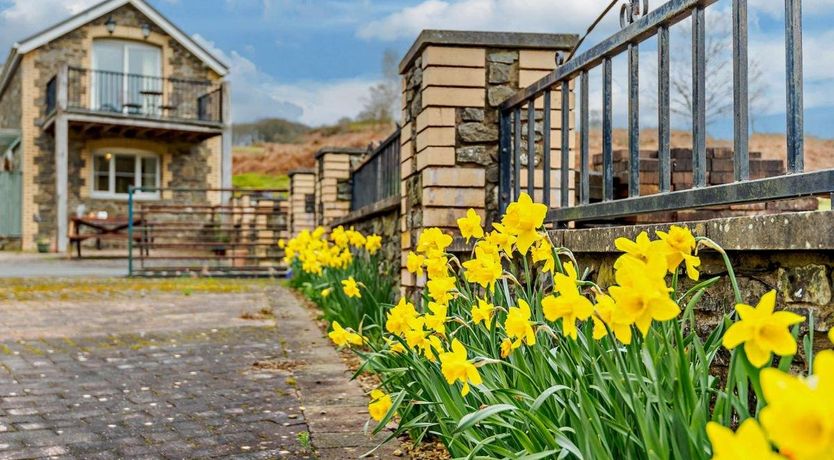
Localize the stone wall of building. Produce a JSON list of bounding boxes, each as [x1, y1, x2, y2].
[[0, 66, 22, 131], [14, 2, 223, 249]]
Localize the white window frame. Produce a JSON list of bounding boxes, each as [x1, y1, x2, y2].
[[91, 39, 162, 114], [90, 149, 161, 200]]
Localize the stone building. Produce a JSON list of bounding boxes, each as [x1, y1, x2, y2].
[[0, 0, 231, 252]]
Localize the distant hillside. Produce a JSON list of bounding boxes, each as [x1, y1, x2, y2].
[[232, 118, 311, 145], [233, 119, 396, 177]]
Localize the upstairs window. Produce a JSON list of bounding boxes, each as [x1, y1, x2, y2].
[[92, 39, 162, 115], [91, 151, 160, 199]]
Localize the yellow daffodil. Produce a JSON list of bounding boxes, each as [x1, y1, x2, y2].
[[471, 298, 494, 327], [403, 316, 443, 361], [416, 227, 452, 258], [542, 262, 593, 340], [462, 246, 503, 292], [591, 293, 633, 345], [427, 276, 456, 305], [706, 420, 783, 460], [278, 239, 286, 249], [330, 226, 349, 248], [386, 339, 406, 354], [342, 276, 362, 299], [613, 231, 657, 269], [609, 253, 680, 336], [439, 339, 482, 396], [829, 328, 834, 345], [328, 321, 363, 347], [505, 299, 536, 349], [346, 228, 366, 248], [656, 225, 701, 281], [386, 297, 418, 336], [424, 256, 449, 280], [500, 338, 513, 358], [457, 208, 484, 242], [321, 287, 332, 298], [365, 234, 382, 254], [759, 351, 834, 459], [406, 251, 425, 276], [501, 192, 547, 255], [485, 224, 516, 255], [531, 239, 555, 273], [424, 301, 447, 335], [368, 389, 393, 422], [722, 290, 803, 367]]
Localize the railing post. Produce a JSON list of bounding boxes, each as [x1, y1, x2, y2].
[[785, 0, 804, 173], [221, 81, 233, 203], [498, 110, 511, 215], [628, 43, 640, 197], [658, 25, 671, 193], [128, 186, 134, 277], [692, 6, 707, 188], [602, 57, 613, 202], [54, 64, 69, 253], [733, 0, 750, 181]]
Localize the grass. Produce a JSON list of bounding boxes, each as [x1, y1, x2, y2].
[[232, 173, 289, 190], [0, 278, 274, 302]]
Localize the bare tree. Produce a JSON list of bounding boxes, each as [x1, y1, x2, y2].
[[648, 19, 767, 129], [357, 49, 400, 123]]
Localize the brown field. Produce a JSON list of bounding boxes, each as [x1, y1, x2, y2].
[[233, 122, 396, 176], [595, 128, 834, 171]]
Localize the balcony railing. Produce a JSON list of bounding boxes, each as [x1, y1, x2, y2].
[[46, 67, 223, 124], [498, 0, 833, 225], [350, 128, 401, 211]]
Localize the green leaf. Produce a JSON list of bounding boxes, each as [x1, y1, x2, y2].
[[454, 404, 518, 433]]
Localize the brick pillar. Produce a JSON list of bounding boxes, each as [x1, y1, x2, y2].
[[314, 147, 364, 227], [288, 168, 316, 235], [398, 30, 577, 295]]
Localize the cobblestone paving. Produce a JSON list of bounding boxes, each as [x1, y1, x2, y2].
[[0, 283, 395, 459]]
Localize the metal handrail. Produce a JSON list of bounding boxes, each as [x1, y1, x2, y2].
[[350, 128, 401, 212], [497, 0, 827, 225]]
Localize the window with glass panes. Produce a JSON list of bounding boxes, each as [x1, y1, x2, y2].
[[91, 151, 160, 198]]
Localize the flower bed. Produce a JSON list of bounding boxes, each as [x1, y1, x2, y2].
[[283, 193, 834, 459]]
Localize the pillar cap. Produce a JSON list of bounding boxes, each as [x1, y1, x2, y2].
[[314, 147, 366, 160], [287, 168, 315, 177], [400, 29, 578, 73]]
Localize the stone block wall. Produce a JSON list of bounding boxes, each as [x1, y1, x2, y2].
[[314, 147, 364, 226], [398, 30, 577, 294]]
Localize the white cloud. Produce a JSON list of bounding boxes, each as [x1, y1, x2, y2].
[[357, 0, 614, 42], [193, 34, 377, 125], [0, 0, 99, 52]]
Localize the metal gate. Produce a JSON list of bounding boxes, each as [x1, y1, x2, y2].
[[0, 171, 22, 237], [127, 187, 289, 277]]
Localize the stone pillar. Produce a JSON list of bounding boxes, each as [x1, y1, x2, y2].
[[288, 168, 316, 235], [314, 147, 364, 227], [398, 30, 577, 294]]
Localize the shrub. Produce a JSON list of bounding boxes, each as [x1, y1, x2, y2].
[[286, 193, 832, 459]]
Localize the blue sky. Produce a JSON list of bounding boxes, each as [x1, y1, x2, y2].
[[2, 0, 834, 138]]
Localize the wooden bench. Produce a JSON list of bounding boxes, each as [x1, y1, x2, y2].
[[68, 233, 148, 259]]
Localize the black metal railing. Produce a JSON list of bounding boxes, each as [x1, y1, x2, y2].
[[350, 128, 401, 211], [53, 67, 223, 124], [498, 0, 833, 225]]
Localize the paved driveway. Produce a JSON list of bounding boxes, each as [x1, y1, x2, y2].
[[0, 253, 127, 278], [0, 281, 396, 459]]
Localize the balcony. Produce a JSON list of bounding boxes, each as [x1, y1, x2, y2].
[[45, 66, 225, 141]]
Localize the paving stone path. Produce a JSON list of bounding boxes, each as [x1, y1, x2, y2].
[[0, 283, 397, 459]]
